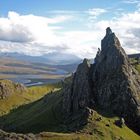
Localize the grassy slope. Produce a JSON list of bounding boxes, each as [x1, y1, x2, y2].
[[39, 110, 140, 140], [38, 110, 140, 140], [130, 58, 140, 73], [0, 83, 59, 116], [1, 107, 140, 140], [0, 91, 63, 133], [82, 110, 140, 140], [0, 89, 140, 140], [135, 64, 140, 73]]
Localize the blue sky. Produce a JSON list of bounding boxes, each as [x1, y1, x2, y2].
[[0, 0, 140, 58], [0, 0, 137, 16], [0, 0, 119, 14]]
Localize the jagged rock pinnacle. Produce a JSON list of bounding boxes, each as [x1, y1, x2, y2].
[[63, 28, 140, 134], [63, 58, 92, 115], [101, 27, 121, 51], [93, 28, 140, 134], [106, 27, 112, 36], [83, 58, 91, 67]]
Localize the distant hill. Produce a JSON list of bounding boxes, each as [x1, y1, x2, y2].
[[128, 53, 140, 58], [0, 55, 79, 86], [0, 52, 81, 65]]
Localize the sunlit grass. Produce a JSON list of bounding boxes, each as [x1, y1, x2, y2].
[[82, 111, 140, 140], [0, 83, 60, 116], [130, 58, 140, 74]]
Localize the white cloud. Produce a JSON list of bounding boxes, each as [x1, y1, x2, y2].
[[89, 11, 140, 54], [0, 12, 34, 42], [122, 0, 140, 11], [0, 9, 140, 60], [0, 11, 72, 44], [87, 8, 107, 19], [122, 0, 140, 4], [0, 11, 103, 58]]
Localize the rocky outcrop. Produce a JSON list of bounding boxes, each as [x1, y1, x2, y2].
[[63, 59, 92, 115], [0, 80, 26, 99], [0, 129, 36, 140], [93, 27, 140, 133], [63, 27, 140, 134]]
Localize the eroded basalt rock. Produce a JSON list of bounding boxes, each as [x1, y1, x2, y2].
[[92, 27, 140, 134], [63, 58, 92, 116], [63, 27, 140, 134]]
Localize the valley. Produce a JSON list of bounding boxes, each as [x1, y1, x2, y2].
[[0, 56, 77, 87]]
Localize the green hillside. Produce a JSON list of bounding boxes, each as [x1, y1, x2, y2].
[[0, 82, 140, 140], [0, 80, 60, 116], [0, 103, 140, 140], [130, 57, 140, 73], [0, 90, 63, 133]]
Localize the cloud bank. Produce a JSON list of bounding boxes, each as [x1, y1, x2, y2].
[[0, 6, 140, 59]]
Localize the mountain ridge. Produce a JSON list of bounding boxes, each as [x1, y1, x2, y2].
[[0, 52, 81, 65]]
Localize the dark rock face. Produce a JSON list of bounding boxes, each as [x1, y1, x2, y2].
[[0, 80, 26, 99], [63, 59, 92, 115], [93, 27, 140, 133], [63, 27, 140, 134]]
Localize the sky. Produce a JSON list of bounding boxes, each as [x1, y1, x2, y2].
[[0, 0, 140, 59]]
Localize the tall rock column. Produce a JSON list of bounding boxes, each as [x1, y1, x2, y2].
[[62, 27, 140, 134], [93, 27, 140, 134], [63, 59, 92, 115]]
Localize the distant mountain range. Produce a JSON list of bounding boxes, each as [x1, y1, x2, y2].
[[0, 52, 82, 65], [0, 51, 139, 66]]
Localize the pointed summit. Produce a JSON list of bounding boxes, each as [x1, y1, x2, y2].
[[101, 27, 121, 51], [63, 28, 140, 134], [93, 28, 140, 134], [83, 58, 91, 67], [63, 58, 92, 114], [106, 27, 112, 36]]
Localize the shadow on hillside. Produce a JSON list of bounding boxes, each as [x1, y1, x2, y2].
[[94, 106, 116, 118], [0, 93, 120, 135], [1, 90, 137, 135], [0, 90, 68, 134]]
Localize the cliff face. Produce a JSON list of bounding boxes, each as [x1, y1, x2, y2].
[[92, 27, 140, 133], [63, 59, 92, 116], [63, 27, 140, 134]]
